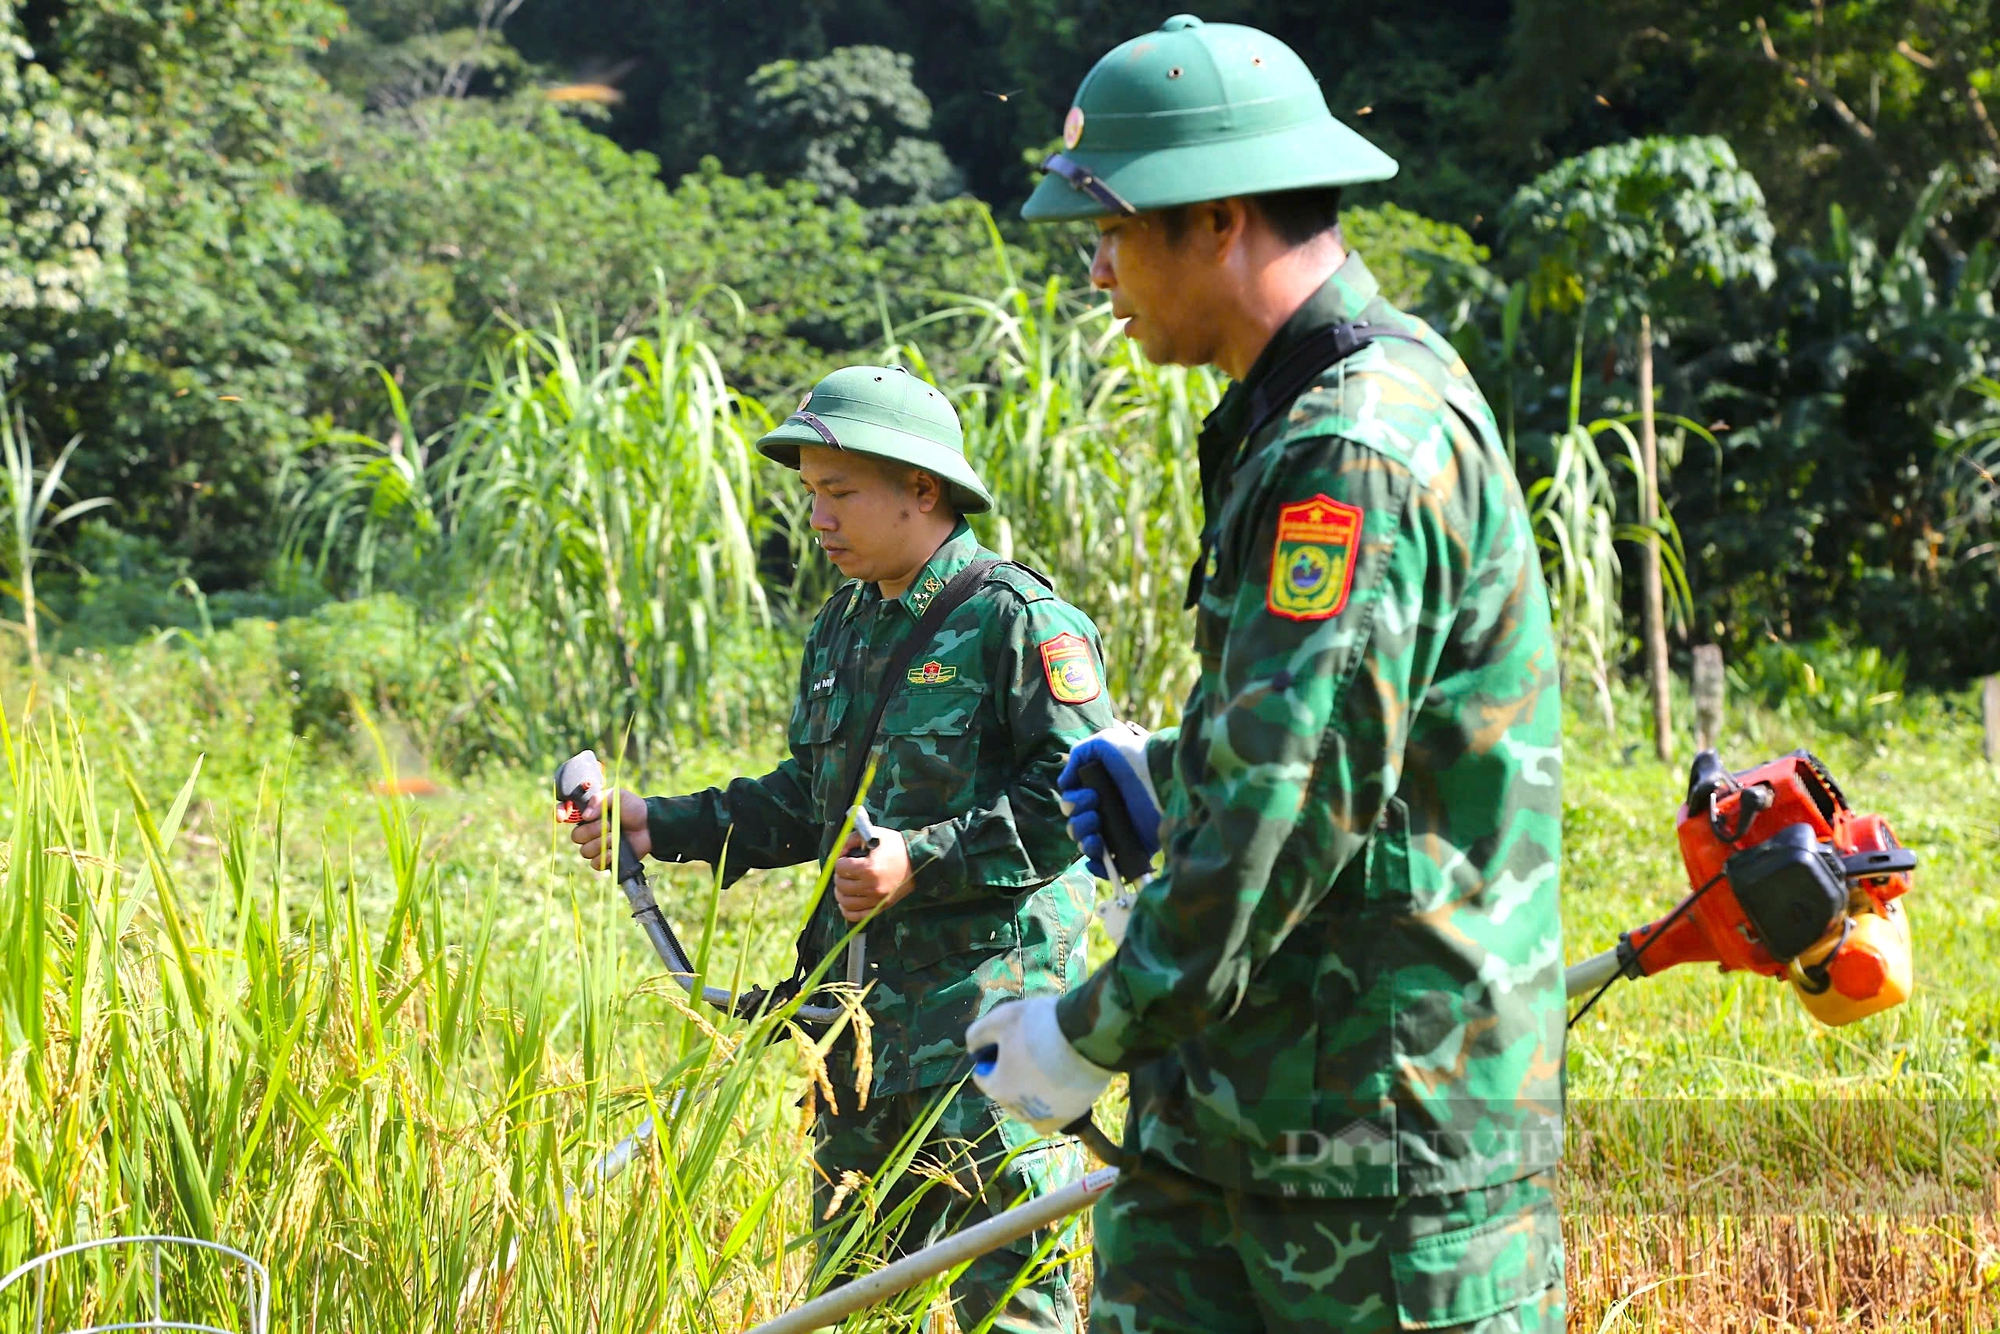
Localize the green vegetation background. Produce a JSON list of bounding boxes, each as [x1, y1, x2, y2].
[[4, 0, 1996, 696], [1, 3, 1998, 1324]]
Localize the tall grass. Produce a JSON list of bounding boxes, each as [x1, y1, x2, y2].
[[897, 272, 1215, 725], [292, 264, 1704, 755], [287, 303, 787, 767], [0, 710, 989, 1332], [1516, 318, 1703, 735], [0, 385, 109, 676]]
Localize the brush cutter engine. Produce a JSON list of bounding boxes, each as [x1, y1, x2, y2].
[[1604, 749, 1917, 1026]]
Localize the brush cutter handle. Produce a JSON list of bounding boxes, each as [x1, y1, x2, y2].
[[555, 749, 646, 888], [556, 750, 849, 1028], [848, 803, 882, 852], [742, 1166, 1120, 1334], [1074, 758, 1152, 885]]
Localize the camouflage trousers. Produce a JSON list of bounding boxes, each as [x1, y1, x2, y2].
[[1090, 1154, 1564, 1334], [812, 1081, 1083, 1334]]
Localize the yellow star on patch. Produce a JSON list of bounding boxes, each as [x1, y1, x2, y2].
[[1267, 494, 1362, 621]]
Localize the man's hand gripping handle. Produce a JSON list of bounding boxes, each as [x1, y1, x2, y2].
[[556, 750, 735, 1010], [1072, 758, 1153, 889], [556, 750, 646, 888]]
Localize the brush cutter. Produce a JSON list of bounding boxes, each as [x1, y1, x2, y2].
[[555, 749, 869, 1029], [1565, 748, 1917, 1028], [555, 749, 878, 1205], [742, 746, 1922, 1334]]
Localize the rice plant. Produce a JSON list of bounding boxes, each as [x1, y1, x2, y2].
[[0, 708, 984, 1332]]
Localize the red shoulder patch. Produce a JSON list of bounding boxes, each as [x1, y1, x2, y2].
[[1267, 495, 1362, 622], [1038, 631, 1102, 705]]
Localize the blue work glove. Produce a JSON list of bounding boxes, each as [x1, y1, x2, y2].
[[1057, 721, 1160, 879], [967, 996, 1114, 1136]]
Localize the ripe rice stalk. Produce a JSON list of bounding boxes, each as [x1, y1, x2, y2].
[[0, 708, 980, 1331]]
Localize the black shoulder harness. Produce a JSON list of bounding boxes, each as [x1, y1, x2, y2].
[[1185, 320, 1434, 610]]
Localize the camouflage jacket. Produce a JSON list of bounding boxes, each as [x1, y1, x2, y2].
[[648, 521, 1116, 1098], [1054, 253, 1566, 1198]]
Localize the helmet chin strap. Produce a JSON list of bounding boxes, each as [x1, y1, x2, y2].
[[1041, 152, 1138, 215]]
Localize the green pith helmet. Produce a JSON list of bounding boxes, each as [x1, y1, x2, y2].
[[756, 365, 995, 514], [1021, 14, 1398, 223]]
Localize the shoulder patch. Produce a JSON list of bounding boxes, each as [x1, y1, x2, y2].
[[1267, 494, 1362, 622], [1037, 631, 1102, 705]]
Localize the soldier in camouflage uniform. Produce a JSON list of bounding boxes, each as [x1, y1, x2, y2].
[[571, 364, 1114, 1334], [969, 17, 1566, 1334]]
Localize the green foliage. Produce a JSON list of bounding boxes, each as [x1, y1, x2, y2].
[[741, 45, 961, 208], [1671, 185, 2000, 680], [5, 0, 354, 588], [274, 593, 452, 746], [0, 381, 107, 672], [1501, 134, 1776, 334], [499, 1, 1528, 225], [1730, 633, 1909, 737], [1340, 203, 1488, 311], [0, 3, 1031, 591], [45, 593, 444, 794], [43, 519, 327, 652], [0, 0, 136, 314], [319, 0, 537, 110], [288, 307, 790, 767], [305, 97, 685, 400], [1497, 0, 2000, 254]]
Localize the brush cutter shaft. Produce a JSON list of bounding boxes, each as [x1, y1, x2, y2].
[[619, 877, 741, 1010], [557, 749, 848, 1025], [1565, 947, 1623, 997], [742, 1167, 1120, 1334]]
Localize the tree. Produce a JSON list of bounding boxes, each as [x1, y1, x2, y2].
[[1670, 185, 2000, 682], [1502, 135, 1775, 760], [0, 0, 136, 317], [1341, 203, 1488, 310], [1497, 0, 2000, 255], [5, 0, 353, 588], [741, 45, 960, 208], [320, 0, 535, 115]]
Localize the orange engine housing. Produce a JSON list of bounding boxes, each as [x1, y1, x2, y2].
[[1626, 751, 1913, 979]]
